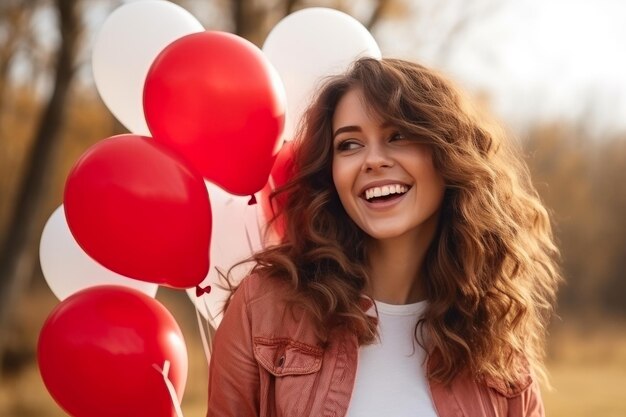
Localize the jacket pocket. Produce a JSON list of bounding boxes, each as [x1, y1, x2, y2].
[[253, 337, 323, 376]]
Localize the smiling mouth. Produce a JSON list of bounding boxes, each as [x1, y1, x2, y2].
[[361, 184, 411, 202]]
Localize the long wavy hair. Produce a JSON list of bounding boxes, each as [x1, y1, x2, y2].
[[244, 57, 561, 387]]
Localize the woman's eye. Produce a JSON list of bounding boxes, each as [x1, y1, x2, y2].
[[389, 132, 406, 142], [336, 140, 360, 151]]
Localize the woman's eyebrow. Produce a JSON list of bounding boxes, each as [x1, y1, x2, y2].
[[333, 125, 361, 138]]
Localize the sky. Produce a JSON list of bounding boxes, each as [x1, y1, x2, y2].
[[375, 0, 626, 137], [15, 0, 626, 139]]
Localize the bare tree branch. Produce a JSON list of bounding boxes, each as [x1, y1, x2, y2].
[[433, 0, 508, 64], [366, 0, 390, 31]]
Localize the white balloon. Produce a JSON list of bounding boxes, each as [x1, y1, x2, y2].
[[92, 0, 204, 135], [40, 205, 158, 301], [262, 7, 381, 141], [186, 182, 263, 328]]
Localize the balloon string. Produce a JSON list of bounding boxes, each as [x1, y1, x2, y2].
[[202, 297, 215, 350], [194, 301, 212, 367], [248, 194, 267, 250], [152, 360, 184, 417], [244, 221, 255, 255]]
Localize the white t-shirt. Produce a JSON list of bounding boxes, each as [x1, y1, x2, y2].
[[345, 300, 438, 417]]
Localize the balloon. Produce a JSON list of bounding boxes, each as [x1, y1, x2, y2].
[[263, 7, 381, 141], [64, 134, 211, 289], [92, 0, 203, 135], [144, 31, 287, 196], [38, 286, 187, 417], [258, 140, 296, 245], [187, 181, 263, 327], [40, 205, 158, 301]]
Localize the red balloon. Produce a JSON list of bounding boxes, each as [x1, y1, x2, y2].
[[259, 141, 295, 240], [38, 286, 188, 417], [144, 31, 286, 196], [64, 134, 211, 288]]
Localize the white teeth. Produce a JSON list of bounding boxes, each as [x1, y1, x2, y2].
[[364, 184, 409, 200]]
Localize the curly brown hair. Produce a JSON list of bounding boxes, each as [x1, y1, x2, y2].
[[244, 57, 561, 387]]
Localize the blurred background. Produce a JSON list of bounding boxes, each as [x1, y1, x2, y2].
[[0, 0, 624, 416]]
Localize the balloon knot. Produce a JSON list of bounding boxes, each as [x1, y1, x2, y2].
[[248, 194, 257, 205], [195, 285, 211, 297]]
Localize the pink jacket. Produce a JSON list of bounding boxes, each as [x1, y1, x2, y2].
[[207, 274, 545, 417]]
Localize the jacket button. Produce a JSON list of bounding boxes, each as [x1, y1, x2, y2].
[[277, 355, 285, 368]]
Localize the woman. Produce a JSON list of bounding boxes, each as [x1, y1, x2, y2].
[[206, 57, 561, 417]]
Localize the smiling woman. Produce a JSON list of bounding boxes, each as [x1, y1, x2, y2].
[[331, 86, 446, 308], [206, 57, 562, 417]]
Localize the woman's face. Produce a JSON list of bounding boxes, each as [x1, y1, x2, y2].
[[331, 88, 446, 241]]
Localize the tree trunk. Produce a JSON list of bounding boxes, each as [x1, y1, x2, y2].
[[0, 0, 81, 376], [232, 0, 263, 45], [0, 3, 34, 123]]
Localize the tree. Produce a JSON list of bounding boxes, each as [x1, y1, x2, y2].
[[227, 0, 389, 45], [0, 3, 34, 118], [0, 0, 82, 375]]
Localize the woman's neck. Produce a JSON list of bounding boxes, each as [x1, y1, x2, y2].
[[366, 225, 437, 305]]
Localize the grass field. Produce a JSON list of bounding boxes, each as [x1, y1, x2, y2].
[[542, 320, 626, 417], [1, 286, 625, 416]]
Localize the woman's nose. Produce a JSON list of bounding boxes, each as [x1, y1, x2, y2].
[[362, 144, 394, 172]]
